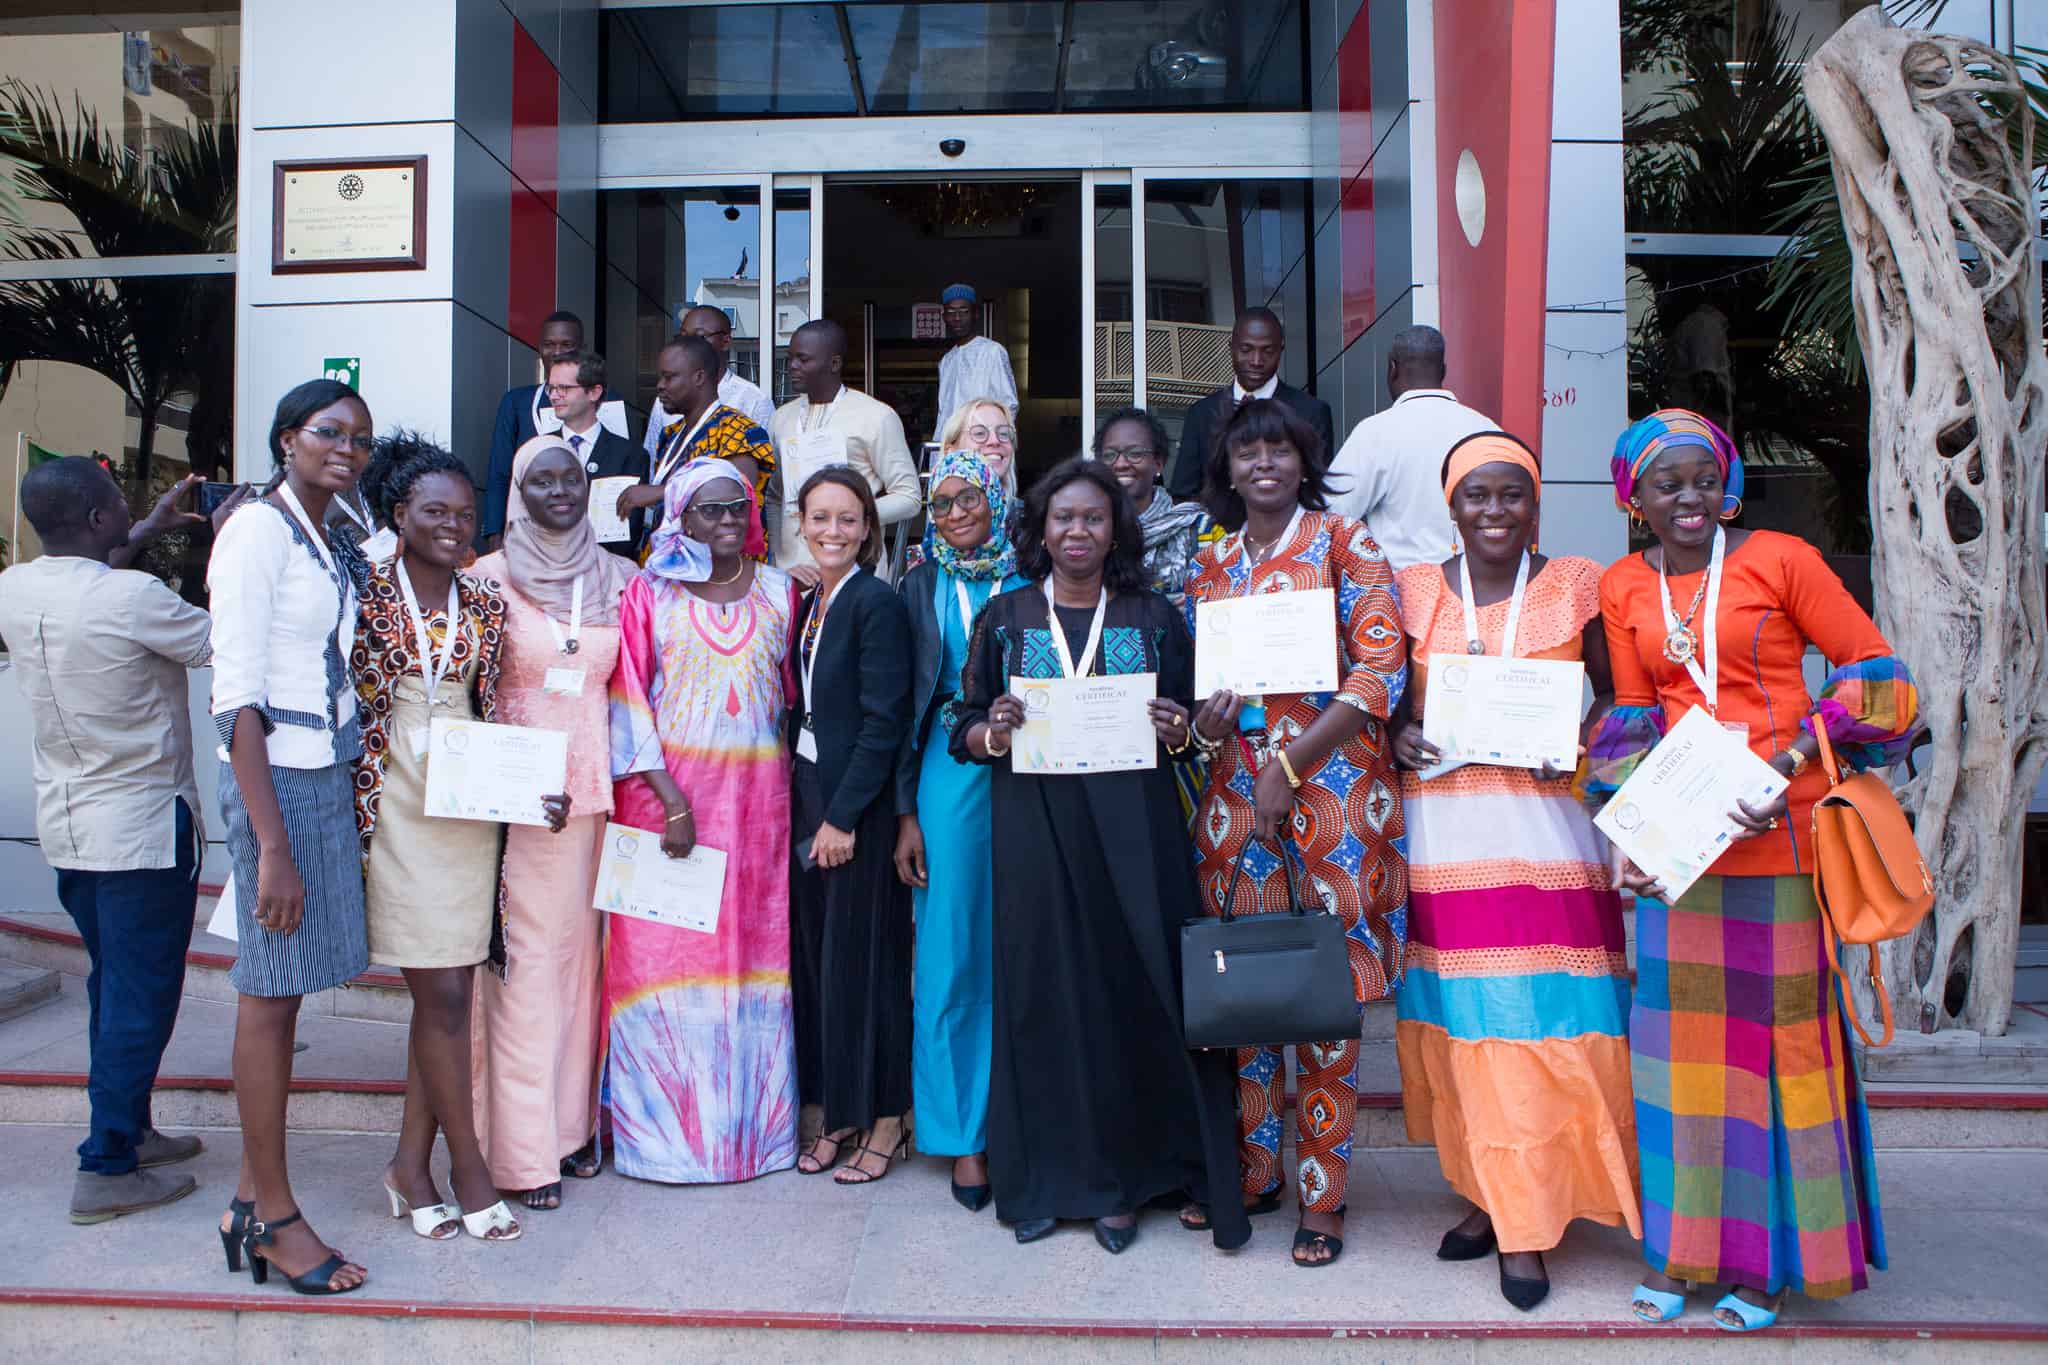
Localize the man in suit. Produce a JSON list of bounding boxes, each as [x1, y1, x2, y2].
[[543, 350, 649, 558], [1165, 307, 1335, 503], [483, 309, 585, 549]]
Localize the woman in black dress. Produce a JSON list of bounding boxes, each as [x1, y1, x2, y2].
[[788, 467, 916, 1184], [949, 457, 1250, 1255]]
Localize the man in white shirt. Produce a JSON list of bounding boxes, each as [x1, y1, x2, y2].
[[936, 283, 1018, 440], [0, 458, 214, 1223], [771, 319, 921, 573], [642, 305, 777, 462], [1326, 324, 1496, 571]]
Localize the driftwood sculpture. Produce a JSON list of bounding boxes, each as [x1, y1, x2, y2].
[[1805, 9, 2047, 1036]]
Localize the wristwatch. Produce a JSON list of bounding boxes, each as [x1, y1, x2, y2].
[[1778, 747, 1808, 778]]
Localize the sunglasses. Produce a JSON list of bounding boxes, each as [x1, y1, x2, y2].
[[688, 497, 752, 523], [929, 487, 987, 518]]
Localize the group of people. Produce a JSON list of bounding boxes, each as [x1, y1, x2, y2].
[[0, 295, 1918, 1333]]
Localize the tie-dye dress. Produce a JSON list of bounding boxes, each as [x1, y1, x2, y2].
[[606, 567, 798, 1183]]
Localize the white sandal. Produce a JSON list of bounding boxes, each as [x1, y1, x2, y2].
[[459, 1199, 523, 1242], [383, 1181, 460, 1241]]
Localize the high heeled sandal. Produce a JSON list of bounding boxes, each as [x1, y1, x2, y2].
[[833, 1127, 912, 1185], [383, 1180, 461, 1240], [1630, 1281, 1690, 1323], [560, 1138, 602, 1180], [219, 1197, 255, 1272], [460, 1200, 523, 1242], [243, 1210, 364, 1295], [796, 1129, 853, 1175], [1713, 1290, 1783, 1333]]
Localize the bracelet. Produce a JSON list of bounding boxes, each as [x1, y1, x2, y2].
[[1191, 724, 1225, 755], [665, 808, 694, 826], [1274, 748, 1303, 790], [1166, 728, 1193, 756], [982, 725, 1011, 758]]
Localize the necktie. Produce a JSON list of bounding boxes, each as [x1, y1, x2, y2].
[[569, 432, 594, 472]]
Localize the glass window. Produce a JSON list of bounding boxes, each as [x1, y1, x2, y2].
[[1093, 184, 1135, 421], [1064, 1, 1302, 112], [603, 4, 858, 121], [845, 3, 1064, 113], [770, 187, 814, 406]]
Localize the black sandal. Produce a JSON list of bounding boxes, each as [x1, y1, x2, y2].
[[244, 1211, 364, 1295], [219, 1197, 255, 1272], [522, 1182, 563, 1210], [1291, 1204, 1347, 1268], [797, 1129, 854, 1175], [834, 1127, 912, 1185], [1178, 1184, 1283, 1231], [560, 1139, 601, 1180]]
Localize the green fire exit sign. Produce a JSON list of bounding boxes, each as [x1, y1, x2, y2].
[[322, 356, 361, 388]]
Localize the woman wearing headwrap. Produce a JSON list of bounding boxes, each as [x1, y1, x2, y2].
[[1387, 432, 1637, 1312], [604, 459, 801, 1183], [889, 451, 1027, 1212], [1590, 409, 1917, 1332], [470, 435, 636, 1210]]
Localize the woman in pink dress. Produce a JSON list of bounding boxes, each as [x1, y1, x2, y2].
[[471, 435, 635, 1209], [605, 458, 799, 1182]]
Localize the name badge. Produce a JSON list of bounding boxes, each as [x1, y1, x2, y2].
[[534, 407, 563, 436], [407, 728, 430, 761], [796, 724, 819, 763], [1719, 721, 1750, 745], [543, 667, 587, 697]]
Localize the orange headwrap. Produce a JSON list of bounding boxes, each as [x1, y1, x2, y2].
[[1441, 431, 1540, 503]]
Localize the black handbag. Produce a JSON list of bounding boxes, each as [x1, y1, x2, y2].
[[1180, 835, 1360, 1050]]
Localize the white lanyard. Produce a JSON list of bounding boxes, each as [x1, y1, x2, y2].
[[541, 579, 583, 656], [800, 568, 859, 722], [1458, 551, 1530, 658], [952, 578, 981, 641], [333, 490, 374, 536], [1657, 525, 1725, 713], [652, 402, 721, 487], [396, 562, 461, 700], [276, 481, 337, 575], [1041, 578, 1108, 679], [530, 385, 553, 436]]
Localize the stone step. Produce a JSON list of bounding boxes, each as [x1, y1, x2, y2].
[[0, 959, 59, 1023]]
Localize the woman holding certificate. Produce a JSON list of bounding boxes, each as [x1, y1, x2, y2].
[[350, 436, 537, 1245], [607, 459, 800, 1184], [1178, 398, 1409, 1269], [891, 452, 1026, 1210], [1388, 432, 1637, 1311], [471, 434, 635, 1211], [950, 458, 1249, 1256], [786, 468, 915, 1184], [1590, 409, 1918, 1332]]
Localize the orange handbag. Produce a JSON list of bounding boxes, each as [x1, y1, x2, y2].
[[1808, 715, 1936, 1047]]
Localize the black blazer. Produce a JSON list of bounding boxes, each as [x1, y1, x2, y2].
[[576, 427, 652, 557], [1165, 382, 1337, 504], [892, 560, 947, 816], [789, 570, 913, 832]]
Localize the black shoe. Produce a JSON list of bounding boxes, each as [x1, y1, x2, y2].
[[1012, 1217, 1057, 1244], [1498, 1251, 1550, 1311], [1177, 1184, 1283, 1232], [220, 1197, 255, 1272], [244, 1210, 364, 1296], [1093, 1216, 1137, 1255], [1290, 1204, 1346, 1269], [1436, 1222, 1498, 1261], [951, 1181, 992, 1212]]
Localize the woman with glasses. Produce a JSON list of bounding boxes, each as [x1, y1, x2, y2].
[[891, 452, 1026, 1211], [605, 459, 800, 1183], [939, 397, 1019, 496], [1093, 407, 1213, 602]]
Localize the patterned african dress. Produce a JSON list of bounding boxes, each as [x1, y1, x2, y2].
[[652, 404, 776, 558], [1392, 556, 1640, 1253], [350, 561, 505, 969], [1588, 530, 1918, 1300], [605, 566, 799, 1183], [1182, 509, 1409, 1215]]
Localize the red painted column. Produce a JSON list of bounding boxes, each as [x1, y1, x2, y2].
[[508, 22, 559, 349], [1338, 17, 1374, 349]]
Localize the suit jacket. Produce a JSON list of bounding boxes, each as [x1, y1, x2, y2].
[[570, 426, 651, 558], [787, 570, 912, 833], [483, 384, 550, 540], [1165, 381, 1337, 504]]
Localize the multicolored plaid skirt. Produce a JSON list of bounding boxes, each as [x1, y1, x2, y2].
[[1632, 874, 1887, 1298]]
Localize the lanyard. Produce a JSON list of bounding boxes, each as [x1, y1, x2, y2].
[[333, 490, 374, 536], [530, 385, 554, 436], [396, 562, 461, 700], [1657, 525, 1725, 713], [952, 578, 981, 641], [1458, 551, 1530, 658], [800, 568, 860, 722], [540, 579, 583, 656], [652, 402, 720, 487], [1041, 578, 1108, 679]]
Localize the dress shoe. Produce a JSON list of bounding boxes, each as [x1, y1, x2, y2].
[[1498, 1251, 1550, 1311], [70, 1167, 196, 1224], [1436, 1222, 1497, 1261], [951, 1181, 992, 1212], [1012, 1217, 1057, 1244], [1093, 1216, 1137, 1255]]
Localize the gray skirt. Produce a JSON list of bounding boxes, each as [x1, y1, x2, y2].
[[219, 758, 370, 998]]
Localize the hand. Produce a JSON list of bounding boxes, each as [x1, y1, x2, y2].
[[812, 821, 857, 869], [1147, 698, 1192, 748], [541, 793, 572, 833], [617, 483, 665, 518], [1608, 845, 1668, 901], [254, 846, 306, 936], [1192, 689, 1244, 743], [208, 483, 256, 534], [132, 474, 209, 545], [984, 693, 1027, 750], [893, 814, 928, 888], [1536, 744, 1588, 784], [1252, 755, 1296, 841], [788, 563, 823, 592], [1730, 789, 1789, 840], [1391, 720, 1441, 772], [660, 800, 696, 859]]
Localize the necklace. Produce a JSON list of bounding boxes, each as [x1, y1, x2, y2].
[[709, 559, 746, 585], [1659, 550, 1711, 664]]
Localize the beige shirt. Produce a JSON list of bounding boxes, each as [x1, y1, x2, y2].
[[770, 385, 922, 570], [0, 556, 212, 870]]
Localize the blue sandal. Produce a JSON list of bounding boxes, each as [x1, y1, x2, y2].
[[1713, 1291, 1782, 1333], [1630, 1282, 1688, 1323]]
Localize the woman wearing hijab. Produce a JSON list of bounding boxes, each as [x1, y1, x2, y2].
[[1591, 410, 1916, 1332], [890, 452, 1026, 1211], [471, 435, 636, 1211], [606, 459, 800, 1183]]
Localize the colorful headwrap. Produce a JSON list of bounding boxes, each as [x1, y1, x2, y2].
[[1611, 408, 1744, 518], [922, 449, 1017, 582], [941, 283, 978, 305], [1442, 431, 1542, 503], [645, 458, 754, 583]]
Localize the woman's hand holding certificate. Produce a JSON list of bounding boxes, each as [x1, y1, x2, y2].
[[1194, 588, 1340, 697], [1421, 655, 1585, 773], [1007, 672, 1158, 774], [424, 716, 570, 827]]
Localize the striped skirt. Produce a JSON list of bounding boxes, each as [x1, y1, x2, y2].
[[219, 759, 369, 998], [1633, 874, 1886, 1298]]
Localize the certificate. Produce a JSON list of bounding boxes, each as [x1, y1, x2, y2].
[[1007, 672, 1158, 774], [423, 716, 568, 827], [592, 822, 727, 933], [587, 476, 639, 543], [779, 430, 852, 512], [1194, 589, 1340, 697], [1422, 655, 1585, 772], [1593, 705, 1791, 902]]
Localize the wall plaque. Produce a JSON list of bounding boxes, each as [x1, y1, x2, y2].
[[272, 156, 428, 274]]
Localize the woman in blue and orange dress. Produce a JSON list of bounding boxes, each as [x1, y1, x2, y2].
[[1178, 398, 1409, 1268], [1591, 409, 1917, 1333]]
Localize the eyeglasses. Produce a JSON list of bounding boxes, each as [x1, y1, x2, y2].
[[544, 382, 588, 397], [294, 424, 374, 454], [966, 425, 1016, 446], [929, 487, 987, 518], [1100, 446, 1159, 465], [687, 497, 751, 523]]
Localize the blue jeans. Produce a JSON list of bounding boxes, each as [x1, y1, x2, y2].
[[53, 798, 197, 1174]]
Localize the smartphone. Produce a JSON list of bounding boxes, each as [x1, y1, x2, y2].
[[794, 836, 817, 871], [197, 481, 240, 516]]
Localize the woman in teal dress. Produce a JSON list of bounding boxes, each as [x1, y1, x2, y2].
[[892, 451, 1025, 1213]]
